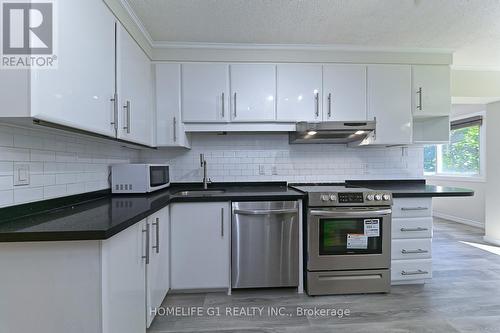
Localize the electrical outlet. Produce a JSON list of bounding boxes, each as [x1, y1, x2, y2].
[[14, 163, 30, 186], [259, 165, 265, 175]]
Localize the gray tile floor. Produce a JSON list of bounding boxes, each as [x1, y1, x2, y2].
[[149, 218, 500, 333]]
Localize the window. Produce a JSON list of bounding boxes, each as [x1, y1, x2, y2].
[[424, 115, 483, 177]]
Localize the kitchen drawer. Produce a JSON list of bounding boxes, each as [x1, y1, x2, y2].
[[392, 198, 432, 218], [392, 217, 433, 239], [392, 238, 432, 260], [391, 259, 432, 281]]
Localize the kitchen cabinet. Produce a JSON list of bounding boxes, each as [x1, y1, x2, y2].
[[391, 197, 433, 285], [170, 202, 231, 290], [276, 64, 322, 122], [412, 65, 451, 118], [364, 65, 412, 145], [146, 207, 170, 327], [116, 24, 154, 146], [230, 64, 276, 121], [181, 63, 230, 123], [322, 65, 367, 121], [155, 64, 191, 148], [102, 219, 147, 333], [30, 0, 116, 137]]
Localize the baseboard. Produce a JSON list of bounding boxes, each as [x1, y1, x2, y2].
[[433, 212, 484, 229], [483, 236, 500, 246]]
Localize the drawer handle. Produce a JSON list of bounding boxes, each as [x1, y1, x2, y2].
[[401, 249, 428, 254], [400, 227, 428, 232], [401, 269, 428, 276], [401, 207, 429, 211]]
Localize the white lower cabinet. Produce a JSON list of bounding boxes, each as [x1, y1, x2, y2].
[[391, 197, 433, 285], [170, 202, 231, 290]]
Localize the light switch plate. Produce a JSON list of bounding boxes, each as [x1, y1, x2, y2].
[[14, 163, 30, 186]]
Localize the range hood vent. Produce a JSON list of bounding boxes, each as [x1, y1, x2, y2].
[[289, 121, 376, 144]]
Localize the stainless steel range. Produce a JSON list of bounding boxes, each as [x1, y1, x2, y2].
[[291, 184, 393, 296]]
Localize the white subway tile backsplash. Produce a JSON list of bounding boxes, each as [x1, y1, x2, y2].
[[141, 133, 424, 183], [0, 124, 139, 207]]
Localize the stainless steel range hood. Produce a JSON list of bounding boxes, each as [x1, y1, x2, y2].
[[289, 121, 376, 144]]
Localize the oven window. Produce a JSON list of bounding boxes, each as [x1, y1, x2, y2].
[[150, 166, 169, 187], [319, 218, 383, 255]]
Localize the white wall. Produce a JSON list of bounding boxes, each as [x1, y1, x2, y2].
[[427, 104, 486, 228], [141, 133, 423, 183], [0, 123, 139, 207], [485, 101, 500, 244]]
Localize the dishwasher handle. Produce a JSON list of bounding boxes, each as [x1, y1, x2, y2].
[[233, 208, 298, 216]]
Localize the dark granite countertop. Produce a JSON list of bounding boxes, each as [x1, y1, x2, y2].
[[0, 182, 304, 242], [346, 180, 475, 198]]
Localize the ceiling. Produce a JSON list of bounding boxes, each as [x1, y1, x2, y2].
[[128, 0, 500, 68]]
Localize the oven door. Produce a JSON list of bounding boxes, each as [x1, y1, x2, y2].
[[307, 207, 391, 271]]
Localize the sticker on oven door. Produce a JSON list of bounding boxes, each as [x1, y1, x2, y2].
[[347, 234, 368, 249], [364, 219, 380, 237]]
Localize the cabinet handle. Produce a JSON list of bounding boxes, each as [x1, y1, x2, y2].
[[142, 223, 150, 264], [314, 91, 319, 117], [123, 100, 131, 133], [173, 116, 177, 142], [401, 269, 428, 276], [417, 87, 423, 110], [400, 227, 428, 232], [233, 92, 237, 118], [221, 92, 225, 118], [373, 116, 377, 141], [152, 217, 160, 254], [401, 207, 429, 211], [110, 93, 118, 131], [221, 207, 224, 237], [401, 249, 428, 254], [327, 93, 332, 118]]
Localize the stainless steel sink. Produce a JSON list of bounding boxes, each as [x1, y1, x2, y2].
[[175, 189, 226, 196]]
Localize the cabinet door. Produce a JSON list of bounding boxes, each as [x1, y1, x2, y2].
[[117, 24, 154, 146], [276, 64, 322, 122], [155, 64, 191, 148], [181, 64, 229, 123], [102, 220, 147, 333], [171, 202, 230, 290], [230, 64, 276, 121], [146, 207, 169, 328], [30, 0, 115, 137], [412, 65, 451, 117], [366, 65, 412, 145], [323, 65, 367, 121]]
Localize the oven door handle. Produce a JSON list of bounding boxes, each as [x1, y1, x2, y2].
[[310, 208, 392, 217]]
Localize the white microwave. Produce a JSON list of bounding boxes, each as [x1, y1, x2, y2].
[[111, 164, 170, 193]]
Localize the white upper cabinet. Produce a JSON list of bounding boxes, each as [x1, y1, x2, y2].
[[230, 64, 276, 122], [116, 24, 154, 146], [412, 65, 451, 118], [170, 202, 231, 290], [276, 64, 322, 122], [322, 65, 367, 121], [30, 0, 116, 137], [155, 64, 191, 148], [181, 64, 230, 123], [365, 65, 412, 145]]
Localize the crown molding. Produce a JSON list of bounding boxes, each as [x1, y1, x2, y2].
[[452, 65, 500, 72], [120, 0, 154, 47], [151, 41, 454, 54]]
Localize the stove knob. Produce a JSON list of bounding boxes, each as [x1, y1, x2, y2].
[[329, 194, 337, 201], [383, 194, 391, 201], [320, 194, 330, 202], [366, 194, 375, 201], [374, 194, 382, 201]]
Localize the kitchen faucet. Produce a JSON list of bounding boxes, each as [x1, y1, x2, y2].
[[200, 154, 211, 189]]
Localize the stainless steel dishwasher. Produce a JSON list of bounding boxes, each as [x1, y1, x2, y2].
[[231, 201, 299, 288]]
